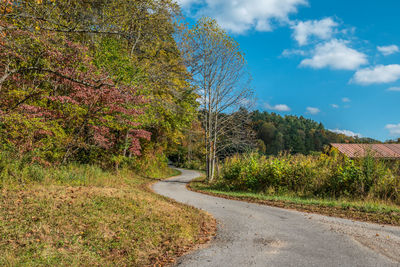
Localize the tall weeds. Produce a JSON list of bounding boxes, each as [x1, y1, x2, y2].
[[0, 150, 171, 188], [218, 151, 400, 204]]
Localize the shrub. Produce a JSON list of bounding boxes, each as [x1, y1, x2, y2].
[[218, 152, 400, 204]]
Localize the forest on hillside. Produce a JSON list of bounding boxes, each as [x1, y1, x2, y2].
[[251, 111, 379, 155]]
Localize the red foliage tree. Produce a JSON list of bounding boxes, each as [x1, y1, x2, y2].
[[0, 21, 150, 165]]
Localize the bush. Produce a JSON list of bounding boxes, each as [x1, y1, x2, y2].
[[218, 152, 400, 204]]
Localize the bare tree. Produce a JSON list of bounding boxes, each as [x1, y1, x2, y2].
[[181, 17, 254, 181]]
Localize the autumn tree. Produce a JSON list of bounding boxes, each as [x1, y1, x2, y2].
[[0, 0, 197, 169], [0, 21, 150, 166]]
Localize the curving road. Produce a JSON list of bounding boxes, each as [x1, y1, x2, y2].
[[153, 168, 400, 267]]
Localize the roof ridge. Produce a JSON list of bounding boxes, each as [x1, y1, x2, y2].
[[330, 143, 400, 158]]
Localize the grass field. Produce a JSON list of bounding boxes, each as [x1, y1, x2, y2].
[[0, 165, 215, 266], [190, 179, 400, 226]]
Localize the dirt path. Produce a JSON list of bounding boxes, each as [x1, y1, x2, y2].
[[153, 168, 400, 267]]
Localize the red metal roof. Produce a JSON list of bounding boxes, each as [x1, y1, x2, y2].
[[330, 143, 400, 159]]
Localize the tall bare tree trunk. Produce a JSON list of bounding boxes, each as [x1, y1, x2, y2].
[[181, 17, 253, 182], [210, 112, 218, 182]]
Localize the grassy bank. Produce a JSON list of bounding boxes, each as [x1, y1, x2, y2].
[[190, 180, 400, 226], [0, 164, 215, 266]]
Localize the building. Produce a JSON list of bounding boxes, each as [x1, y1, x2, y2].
[[330, 143, 400, 159]]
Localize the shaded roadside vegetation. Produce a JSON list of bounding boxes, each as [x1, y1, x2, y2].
[[190, 149, 400, 225], [0, 154, 215, 266]]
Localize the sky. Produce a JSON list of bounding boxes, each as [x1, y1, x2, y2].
[[177, 0, 400, 141]]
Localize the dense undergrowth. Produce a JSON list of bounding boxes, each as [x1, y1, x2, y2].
[[214, 150, 400, 205], [0, 154, 213, 266]]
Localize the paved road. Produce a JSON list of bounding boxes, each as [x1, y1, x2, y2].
[[153, 169, 400, 267]]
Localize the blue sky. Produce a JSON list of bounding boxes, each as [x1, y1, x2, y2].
[[178, 0, 400, 141]]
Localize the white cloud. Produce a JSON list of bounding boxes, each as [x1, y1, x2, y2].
[[281, 49, 306, 57], [331, 104, 339, 108], [352, 64, 400, 85], [291, 18, 338, 46], [178, 0, 308, 34], [388, 86, 400, 91], [176, 0, 200, 8], [300, 39, 368, 70], [377, 45, 399, 56], [342, 97, 351, 103], [264, 103, 291, 112], [306, 107, 320, 114], [386, 124, 400, 136], [330, 129, 362, 137]]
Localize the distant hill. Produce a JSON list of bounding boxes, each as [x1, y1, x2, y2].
[[251, 111, 379, 155]]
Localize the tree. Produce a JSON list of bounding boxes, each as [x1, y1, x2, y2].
[[182, 18, 253, 181], [1, 0, 197, 169], [258, 122, 276, 153], [0, 22, 150, 166]]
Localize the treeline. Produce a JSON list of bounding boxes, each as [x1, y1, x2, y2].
[[251, 111, 378, 155], [0, 0, 196, 171]]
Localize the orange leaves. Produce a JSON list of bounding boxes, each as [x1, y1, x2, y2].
[[1, 0, 14, 13], [0, 31, 5, 46]]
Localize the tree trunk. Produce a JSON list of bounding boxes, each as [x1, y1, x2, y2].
[[122, 131, 129, 157], [210, 112, 218, 182]]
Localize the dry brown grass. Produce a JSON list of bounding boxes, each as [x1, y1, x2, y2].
[[0, 167, 215, 266]]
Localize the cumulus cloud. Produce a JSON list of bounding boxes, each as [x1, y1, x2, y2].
[[342, 97, 351, 103], [264, 103, 291, 112], [388, 86, 400, 91], [329, 129, 362, 137], [300, 39, 368, 70], [331, 104, 339, 108], [306, 107, 320, 114], [352, 64, 400, 85], [377, 45, 399, 56], [178, 0, 308, 34], [291, 18, 338, 46], [386, 124, 400, 136]]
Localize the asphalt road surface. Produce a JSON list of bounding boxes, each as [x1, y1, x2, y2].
[[153, 168, 400, 267]]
